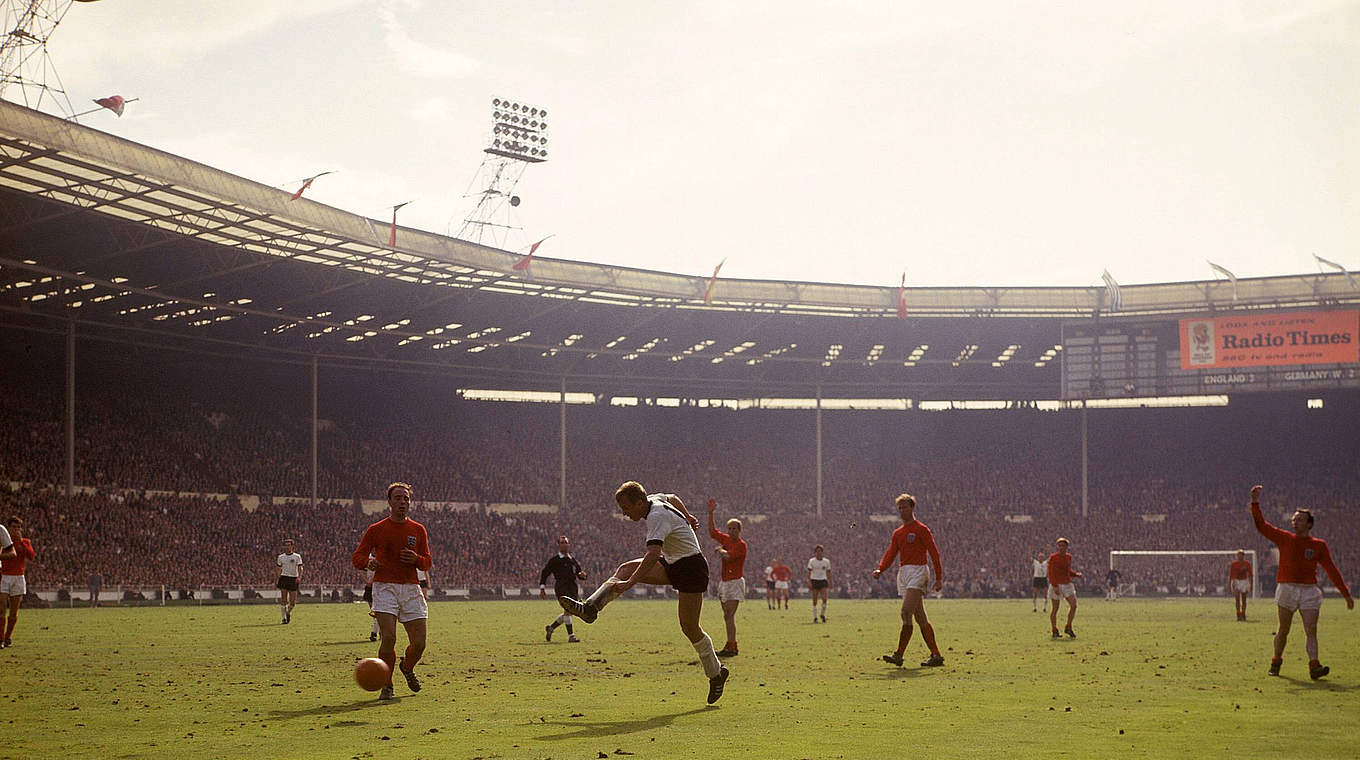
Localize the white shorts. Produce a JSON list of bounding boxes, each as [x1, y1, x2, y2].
[[718, 578, 746, 603], [1274, 582, 1322, 611], [371, 581, 428, 623], [0, 574, 25, 597], [1048, 583, 1076, 601], [897, 564, 932, 596], [774, 581, 790, 591], [1231, 579, 1251, 594]]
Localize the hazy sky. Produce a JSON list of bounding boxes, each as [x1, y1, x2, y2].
[[29, 0, 1360, 287]]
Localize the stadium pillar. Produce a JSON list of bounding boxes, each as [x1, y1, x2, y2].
[[65, 317, 75, 497], [816, 384, 823, 519], [1080, 403, 1088, 518], [559, 377, 567, 511], [310, 355, 318, 510]]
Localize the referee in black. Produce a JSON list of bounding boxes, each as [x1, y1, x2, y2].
[[540, 535, 588, 642]]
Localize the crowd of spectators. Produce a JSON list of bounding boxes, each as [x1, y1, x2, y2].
[[2, 347, 1356, 596]]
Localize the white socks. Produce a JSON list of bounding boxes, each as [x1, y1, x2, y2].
[[693, 633, 722, 679], [586, 580, 622, 611]]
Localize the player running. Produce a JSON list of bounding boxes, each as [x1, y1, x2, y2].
[[558, 481, 729, 704], [807, 545, 832, 623], [1249, 485, 1353, 679], [707, 498, 747, 656], [276, 538, 302, 624], [351, 482, 433, 700], [1047, 538, 1083, 638], [0, 517, 35, 648], [1228, 549, 1253, 621], [872, 494, 944, 667], [540, 535, 587, 643]]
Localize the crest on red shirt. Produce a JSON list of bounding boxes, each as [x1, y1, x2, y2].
[[1304, 548, 1315, 560], [906, 533, 917, 543], [407, 535, 418, 548]]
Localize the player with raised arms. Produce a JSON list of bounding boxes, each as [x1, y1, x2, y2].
[[351, 482, 433, 700], [707, 498, 747, 657], [1047, 537, 1082, 638], [872, 493, 945, 667], [558, 481, 730, 704], [1250, 485, 1353, 679], [1227, 549, 1253, 621]]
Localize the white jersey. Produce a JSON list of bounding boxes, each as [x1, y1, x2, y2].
[[644, 493, 702, 564], [277, 552, 303, 578], [417, 568, 428, 582], [764, 565, 774, 582], [808, 557, 832, 580], [0, 524, 10, 549], [1032, 559, 1047, 578]]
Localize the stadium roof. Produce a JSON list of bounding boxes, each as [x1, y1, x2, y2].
[[2, 99, 1358, 398]]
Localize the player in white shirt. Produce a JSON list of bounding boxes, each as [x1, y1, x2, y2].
[[807, 546, 832, 623], [276, 539, 302, 624], [0, 523, 14, 561], [559, 481, 729, 704], [1030, 550, 1048, 612], [361, 554, 378, 641], [764, 564, 777, 609]]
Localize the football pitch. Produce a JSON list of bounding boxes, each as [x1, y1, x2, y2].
[[9, 598, 1358, 759]]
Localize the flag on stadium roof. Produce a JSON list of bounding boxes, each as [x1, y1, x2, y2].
[[703, 258, 726, 305], [1314, 254, 1358, 290], [1101, 269, 1122, 312], [1207, 260, 1238, 301], [289, 171, 333, 201], [94, 95, 127, 116], [512, 237, 549, 273], [896, 272, 908, 319], [388, 202, 411, 248]]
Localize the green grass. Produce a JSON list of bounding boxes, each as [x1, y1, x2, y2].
[[8, 597, 1358, 759]]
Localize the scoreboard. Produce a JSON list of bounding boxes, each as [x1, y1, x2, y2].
[[1061, 309, 1360, 399]]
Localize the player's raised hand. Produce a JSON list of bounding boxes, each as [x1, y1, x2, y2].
[[707, 498, 717, 513], [1250, 485, 1263, 502]]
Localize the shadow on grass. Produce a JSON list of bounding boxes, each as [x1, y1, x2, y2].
[[236, 623, 287, 629], [315, 640, 373, 647], [1277, 675, 1359, 692], [535, 706, 712, 740], [865, 666, 936, 680], [265, 698, 397, 720]]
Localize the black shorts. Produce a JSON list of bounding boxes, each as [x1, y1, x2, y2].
[[766, 580, 776, 590], [1032, 577, 1048, 590], [363, 585, 373, 603], [554, 585, 579, 600], [277, 576, 299, 592], [420, 579, 429, 589], [660, 553, 710, 594], [810, 579, 829, 590]]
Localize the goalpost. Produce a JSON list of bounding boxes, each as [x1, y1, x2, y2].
[[1109, 550, 1257, 599]]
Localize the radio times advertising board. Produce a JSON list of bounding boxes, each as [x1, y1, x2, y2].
[[1061, 309, 1359, 399]]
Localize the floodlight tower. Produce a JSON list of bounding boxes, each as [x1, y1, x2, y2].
[[0, 0, 79, 118], [456, 97, 550, 248]]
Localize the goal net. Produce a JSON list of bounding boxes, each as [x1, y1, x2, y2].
[[1108, 550, 1257, 599]]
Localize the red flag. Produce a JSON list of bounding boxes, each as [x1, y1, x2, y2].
[[94, 95, 126, 116], [896, 272, 908, 319], [388, 202, 411, 248], [703, 259, 726, 305], [289, 171, 332, 201], [513, 237, 549, 272]]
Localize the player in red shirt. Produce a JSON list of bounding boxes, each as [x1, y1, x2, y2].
[[872, 493, 945, 667], [351, 482, 434, 700], [707, 498, 747, 657], [771, 560, 793, 609], [1047, 538, 1083, 639], [1249, 485, 1353, 680], [0, 517, 35, 648], [1227, 549, 1253, 622]]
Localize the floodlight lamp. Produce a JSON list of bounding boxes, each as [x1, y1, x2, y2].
[[541, 110, 548, 118], [530, 108, 538, 116], [493, 98, 501, 106]]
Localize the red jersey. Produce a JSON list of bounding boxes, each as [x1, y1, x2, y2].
[[771, 564, 793, 582], [1251, 503, 1351, 598], [0, 538, 34, 575], [877, 520, 943, 581], [1228, 559, 1252, 581], [709, 526, 747, 582], [351, 517, 432, 584], [1047, 552, 1077, 585]]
